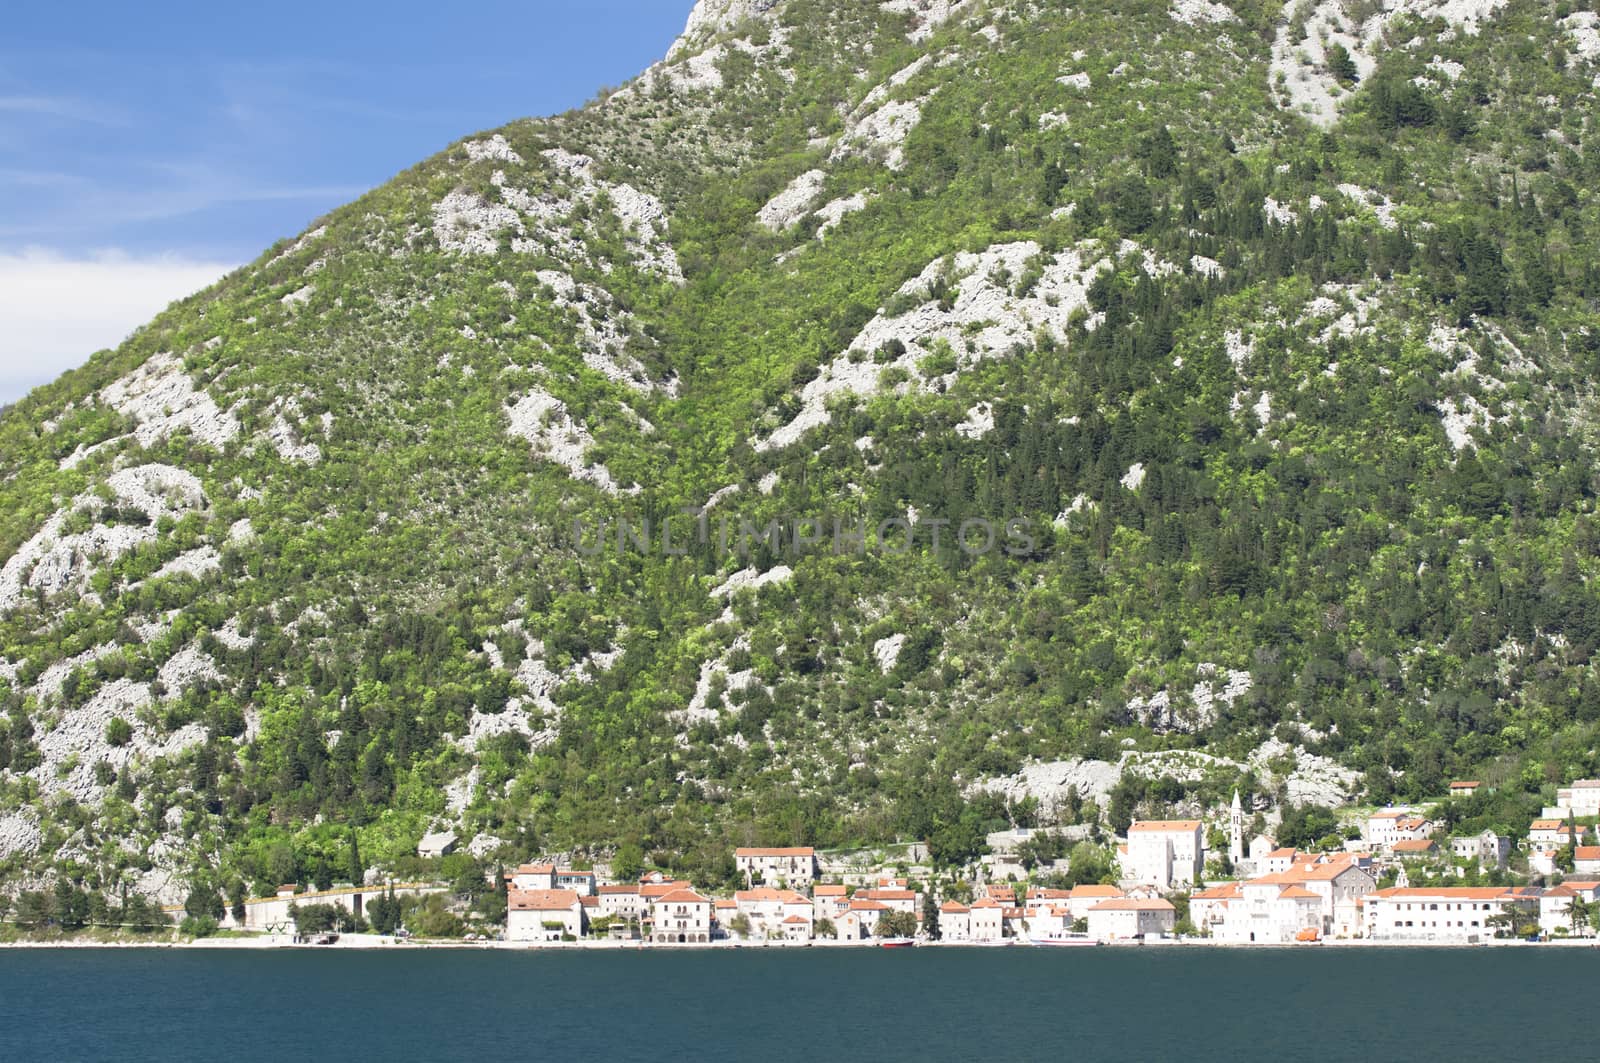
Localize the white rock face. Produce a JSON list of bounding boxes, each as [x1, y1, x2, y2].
[[873, 633, 906, 673], [880, 0, 974, 42], [433, 148, 682, 283], [432, 191, 522, 254], [955, 402, 994, 439], [1248, 738, 1358, 808], [1271, 0, 1506, 128], [1263, 197, 1298, 225], [1565, 12, 1600, 60], [1440, 394, 1495, 451], [832, 97, 930, 172], [266, 400, 323, 465], [674, 0, 780, 55], [0, 464, 208, 613], [534, 269, 657, 392], [464, 133, 522, 163], [758, 169, 828, 231], [505, 388, 629, 494], [102, 351, 240, 451], [32, 676, 206, 801], [151, 546, 221, 583], [0, 810, 42, 859], [1169, 0, 1237, 25], [710, 565, 794, 599], [1337, 184, 1398, 231], [1120, 463, 1147, 492], [540, 149, 683, 283], [814, 193, 873, 239], [973, 758, 1125, 812], [1057, 72, 1092, 91], [758, 240, 1111, 451], [681, 635, 760, 724]]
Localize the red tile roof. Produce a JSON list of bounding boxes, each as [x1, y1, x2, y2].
[[1393, 839, 1438, 853], [1090, 898, 1176, 912], [654, 888, 710, 905], [508, 889, 581, 911], [1128, 820, 1201, 832], [735, 847, 816, 857]]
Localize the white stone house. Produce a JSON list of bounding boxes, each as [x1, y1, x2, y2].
[[1556, 780, 1600, 817], [1576, 846, 1600, 875], [651, 888, 713, 944], [1451, 831, 1511, 870], [1539, 882, 1600, 937], [1125, 820, 1203, 889], [1214, 881, 1323, 944], [1363, 887, 1537, 943], [968, 898, 1005, 941], [507, 888, 585, 942], [1367, 811, 1433, 849], [734, 887, 813, 938], [813, 884, 849, 925], [597, 884, 646, 921], [938, 901, 972, 941], [734, 847, 818, 887], [1087, 898, 1176, 941]]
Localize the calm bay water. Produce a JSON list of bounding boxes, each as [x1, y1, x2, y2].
[[1, 946, 1592, 1061]]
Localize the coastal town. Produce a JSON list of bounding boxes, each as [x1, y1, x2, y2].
[[171, 777, 1600, 949]]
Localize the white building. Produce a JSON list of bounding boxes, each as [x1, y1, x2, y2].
[[1125, 820, 1203, 889], [1556, 780, 1600, 817], [1451, 831, 1512, 870], [837, 899, 886, 939], [1367, 811, 1433, 849], [416, 831, 458, 859], [1576, 847, 1600, 875], [507, 888, 585, 942], [734, 887, 814, 939], [1189, 881, 1242, 935], [1087, 898, 1176, 941], [1058, 885, 1124, 923], [938, 901, 972, 941], [597, 884, 646, 921], [1528, 819, 1586, 847], [651, 888, 713, 944], [1539, 882, 1600, 937], [855, 887, 918, 915], [1215, 880, 1323, 944], [734, 847, 818, 887], [968, 898, 1005, 941], [1363, 887, 1538, 943]]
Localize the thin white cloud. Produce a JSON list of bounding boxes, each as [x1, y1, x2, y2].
[[0, 248, 235, 404]]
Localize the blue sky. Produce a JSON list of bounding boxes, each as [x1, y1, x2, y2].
[[0, 0, 693, 403]]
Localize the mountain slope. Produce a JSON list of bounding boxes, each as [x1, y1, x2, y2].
[[3, 0, 1600, 898]]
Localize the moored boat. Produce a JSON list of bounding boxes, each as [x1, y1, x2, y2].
[[879, 938, 916, 948]]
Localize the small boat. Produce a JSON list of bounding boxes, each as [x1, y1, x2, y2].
[[1026, 935, 1100, 948], [879, 938, 916, 948]]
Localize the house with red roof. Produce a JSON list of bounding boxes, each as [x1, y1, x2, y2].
[[734, 847, 817, 887], [1125, 820, 1203, 889], [1538, 881, 1600, 937], [1363, 886, 1538, 943], [733, 887, 814, 939], [1575, 846, 1600, 876], [650, 887, 713, 944], [1087, 898, 1176, 941], [507, 888, 585, 942]]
